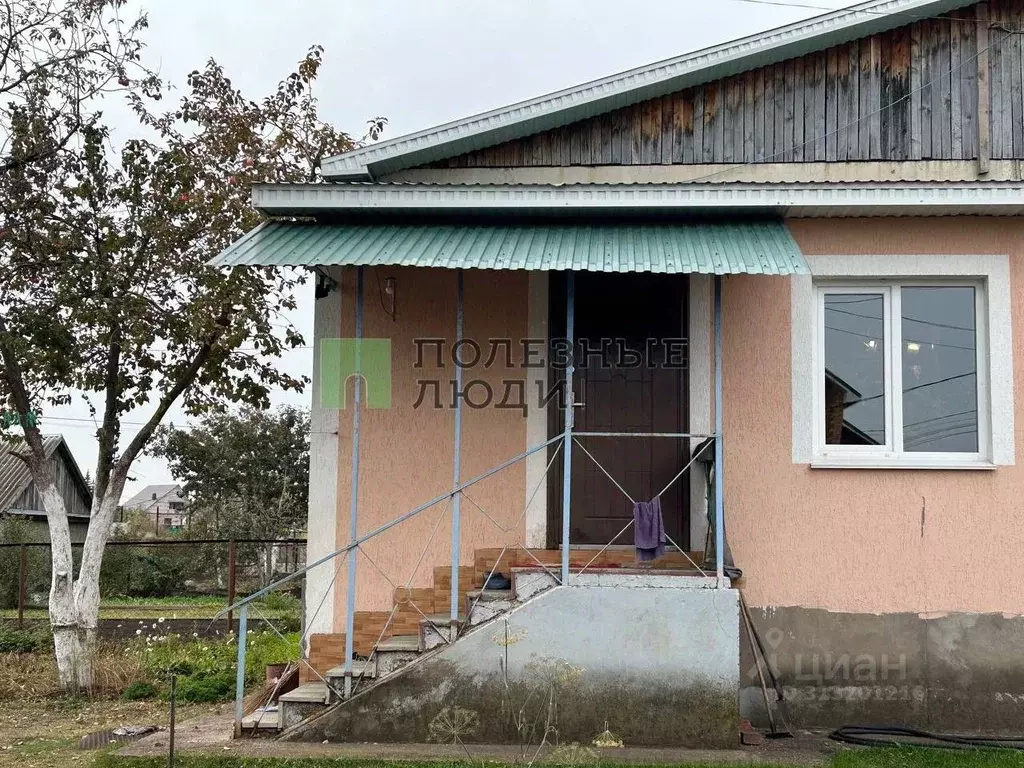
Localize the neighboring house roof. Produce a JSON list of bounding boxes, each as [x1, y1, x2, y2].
[[321, 0, 975, 180], [0, 435, 91, 519], [121, 483, 184, 510]]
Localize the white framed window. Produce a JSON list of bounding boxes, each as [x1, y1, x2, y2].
[[792, 254, 1014, 470], [813, 280, 988, 466]]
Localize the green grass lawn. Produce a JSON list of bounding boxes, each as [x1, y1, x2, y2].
[[89, 749, 1024, 768]]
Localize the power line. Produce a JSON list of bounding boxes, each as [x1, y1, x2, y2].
[[724, 0, 1018, 25]]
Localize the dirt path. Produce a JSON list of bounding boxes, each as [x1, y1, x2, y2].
[[0, 698, 219, 768]]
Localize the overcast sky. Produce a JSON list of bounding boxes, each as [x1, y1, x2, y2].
[[47, 0, 859, 500]]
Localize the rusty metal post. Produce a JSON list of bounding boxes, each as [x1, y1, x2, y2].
[[17, 544, 27, 628], [227, 539, 237, 633]]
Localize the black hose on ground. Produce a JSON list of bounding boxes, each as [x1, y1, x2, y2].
[[830, 725, 1024, 750]]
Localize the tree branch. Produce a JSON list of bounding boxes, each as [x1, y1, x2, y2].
[[113, 303, 234, 476]]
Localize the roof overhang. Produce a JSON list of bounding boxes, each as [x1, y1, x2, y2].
[[322, 0, 975, 180], [253, 181, 1024, 218], [211, 220, 808, 275]]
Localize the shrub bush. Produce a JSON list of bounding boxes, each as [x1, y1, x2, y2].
[[0, 519, 49, 609], [0, 626, 39, 653], [170, 672, 235, 703], [120, 680, 158, 701], [131, 628, 299, 702], [100, 546, 192, 598]]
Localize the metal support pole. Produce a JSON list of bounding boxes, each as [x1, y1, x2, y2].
[[233, 604, 247, 738], [714, 275, 725, 585], [450, 269, 464, 636], [226, 539, 236, 633], [168, 675, 176, 768], [560, 271, 575, 585], [17, 544, 26, 628], [343, 266, 364, 699]]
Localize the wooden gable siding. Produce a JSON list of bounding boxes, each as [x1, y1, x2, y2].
[[429, 1, 1024, 168], [11, 452, 90, 518]]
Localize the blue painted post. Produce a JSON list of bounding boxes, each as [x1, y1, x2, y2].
[[450, 269, 464, 635], [343, 267, 364, 698], [560, 271, 575, 585], [714, 275, 725, 585], [233, 604, 247, 737]]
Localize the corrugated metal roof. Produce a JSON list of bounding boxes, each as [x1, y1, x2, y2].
[[212, 220, 808, 275], [0, 436, 62, 511], [322, 0, 974, 179]]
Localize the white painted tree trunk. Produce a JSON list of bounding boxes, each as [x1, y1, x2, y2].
[[36, 461, 127, 693]]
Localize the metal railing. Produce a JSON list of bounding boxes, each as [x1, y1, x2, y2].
[[223, 269, 729, 735]]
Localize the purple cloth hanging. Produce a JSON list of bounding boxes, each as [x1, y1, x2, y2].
[[633, 496, 666, 562]]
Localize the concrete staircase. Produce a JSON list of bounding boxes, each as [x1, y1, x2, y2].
[[247, 547, 710, 734], [277, 568, 562, 730]]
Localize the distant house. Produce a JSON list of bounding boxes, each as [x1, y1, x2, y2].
[[0, 435, 91, 542], [120, 484, 186, 532]]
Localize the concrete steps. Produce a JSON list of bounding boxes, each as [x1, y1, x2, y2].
[[275, 548, 715, 736], [278, 682, 330, 730]]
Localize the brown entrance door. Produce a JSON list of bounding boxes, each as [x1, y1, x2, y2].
[[548, 272, 688, 548]]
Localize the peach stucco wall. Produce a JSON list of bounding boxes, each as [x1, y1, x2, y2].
[[332, 267, 530, 622], [728, 217, 1024, 616]]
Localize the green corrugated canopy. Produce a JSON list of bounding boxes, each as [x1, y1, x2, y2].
[[211, 220, 807, 275]]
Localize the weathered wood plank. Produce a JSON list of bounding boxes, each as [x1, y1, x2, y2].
[[891, 27, 912, 160], [764, 63, 776, 160], [793, 57, 805, 162], [569, 123, 582, 166], [995, 7, 1011, 157], [880, 32, 893, 158], [990, 8, 1005, 157], [859, 37, 873, 158], [598, 110, 613, 164], [847, 41, 860, 160], [805, 52, 821, 161], [589, 114, 603, 165], [868, 35, 883, 159], [753, 68, 765, 161], [661, 95, 675, 164], [630, 103, 643, 164], [815, 50, 828, 161], [977, 1, 991, 170], [826, 47, 839, 161], [691, 89, 704, 164], [723, 76, 739, 163], [836, 45, 850, 161], [639, 99, 654, 164], [960, 9, 978, 160], [950, 15, 964, 158], [651, 97, 664, 164], [928, 18, 943, 158], [744, 70, 756, 162], [920, 19, 934, 157], [909, 20, 923, 158], [1011, 5, 1024, 159], [782, 60, 798, 162], [673, 93, 687, 164], [774, 63, 786, 162], [702, 83, 716, 163], [938, 18, 953, 159], [609, 108, 623, 164], [714, 81, 727, 162]]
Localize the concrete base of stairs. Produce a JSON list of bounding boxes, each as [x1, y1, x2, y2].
[[284, 574, 741, 748], [116, 711, 835, 766]]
